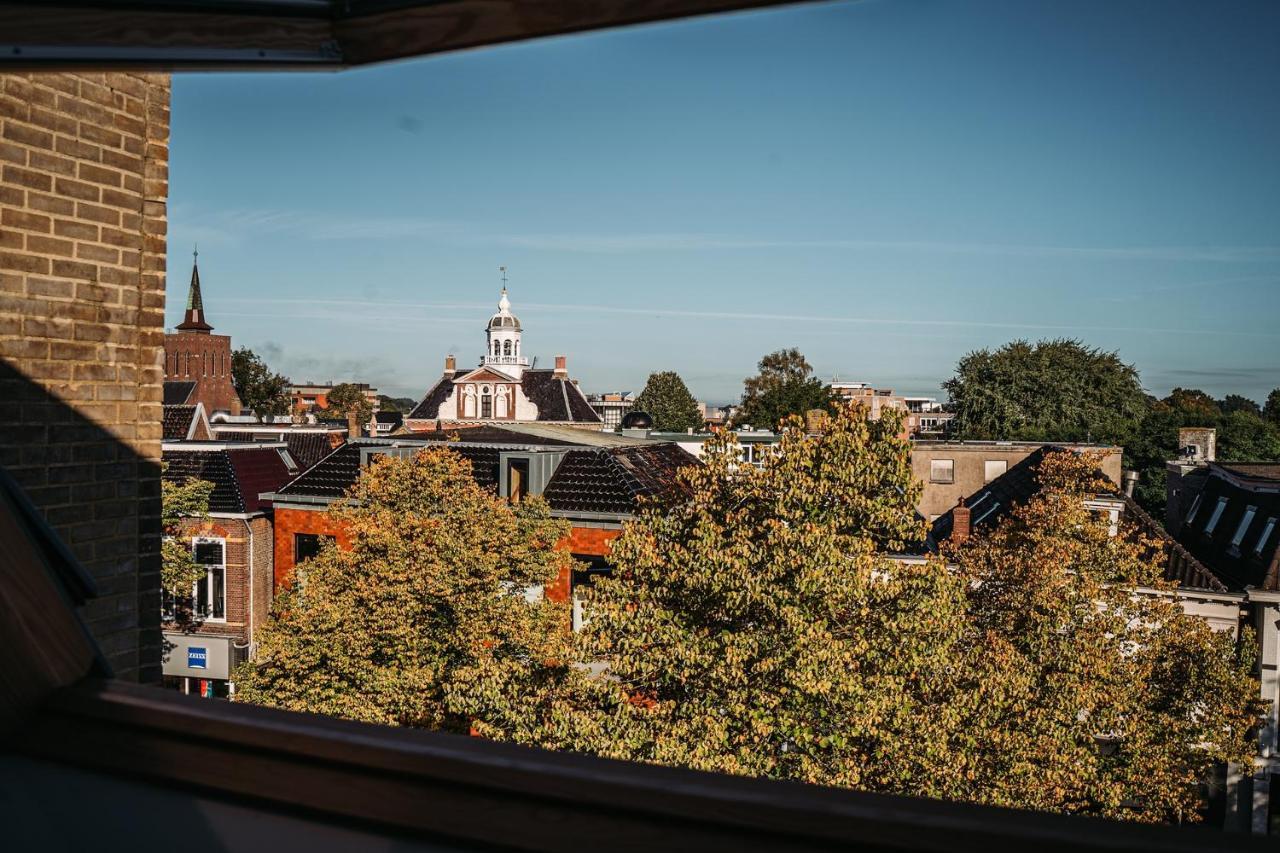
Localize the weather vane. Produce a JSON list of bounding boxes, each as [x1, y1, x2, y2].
[[499, 265, 508, 288]]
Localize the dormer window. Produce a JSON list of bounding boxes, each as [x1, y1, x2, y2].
[[1229, 505, 1257, 550], [1203, 497, 1228, 535], [1255, 517, 1277, 557]]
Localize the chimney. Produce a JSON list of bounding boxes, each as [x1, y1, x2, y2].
[[951, 497, 971, 544], [1122, 469, 1138, 497], [444, 354, 456, 375], [347, 411, 361, 440], [554, 355, 567, 377]]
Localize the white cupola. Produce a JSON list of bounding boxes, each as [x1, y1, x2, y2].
[[483, 285, 527, 376]]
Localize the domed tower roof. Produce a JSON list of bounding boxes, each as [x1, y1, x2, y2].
[[488, 287, 521, 331]]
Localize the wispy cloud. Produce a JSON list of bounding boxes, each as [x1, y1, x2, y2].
[[171, 205, 1280, 263]]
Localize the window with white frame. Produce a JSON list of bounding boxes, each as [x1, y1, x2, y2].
[[984, 460, 1007, 483], [1203, 497, 1228, 535], [929, 459, 954, 483], [1256, 517, 1277, 557], [192, 537, 226, 621], [1230, 505, 1257, 550]]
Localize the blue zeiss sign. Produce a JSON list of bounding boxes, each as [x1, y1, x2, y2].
[[187, 647, 208, 669]]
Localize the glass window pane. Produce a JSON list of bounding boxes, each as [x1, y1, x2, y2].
[[984, 460, 1007, 483], [930, 459, 954, 483], [211, 567, 225, 620], [194, 541, 223, 565]]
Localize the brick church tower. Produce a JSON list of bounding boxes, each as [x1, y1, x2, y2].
[[163, 252, 242, 415]]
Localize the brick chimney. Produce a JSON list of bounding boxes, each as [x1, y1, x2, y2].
[[445, 354, 456, 375], [951, 497, 971, 544], [554, 355, 567, 377], [347, 410, 361, 440]]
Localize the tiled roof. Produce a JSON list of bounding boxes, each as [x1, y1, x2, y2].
[[213, 431, 340, 471], [1217, 462, 1280, 481], [1174, 467, 1280, 591], [542, 444, 696, 515], [271, 438, 696, 518], [163, 380, 195, 405], [412, 425, 581, 446], [407, 370, 602, 423], [162, 405, 197, 440], [162, 446, 294, 514], [374, 411, 404, 426]]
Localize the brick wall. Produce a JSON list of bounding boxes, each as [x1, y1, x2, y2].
[[0, 72, 170, 681], [249, 514, 273, 645], [271, 505, 353, 591], [164, 329, 241, 415]]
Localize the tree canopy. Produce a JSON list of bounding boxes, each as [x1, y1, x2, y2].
[[556, 407, 1260, 823], [943, 339, 1147, 445], [231, 346, 291, 418], [734, 348, 833, 430], [376, 394, 418, 413], [1265, 388, 1280, 425], [234, 447, 589, 738], [633, 371, 702, 432], [322, 382, 374, 426]]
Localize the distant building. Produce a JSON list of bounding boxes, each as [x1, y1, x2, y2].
[[288, 381, 380, 415], [370, 410, 404, 435], [163, 254, 243, 416], [586, 391, 635, 429], [404, 288, 602, 431]]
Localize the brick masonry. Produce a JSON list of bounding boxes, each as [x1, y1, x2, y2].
[[0, 72, 171, 682], [168, 515, 274, 648]]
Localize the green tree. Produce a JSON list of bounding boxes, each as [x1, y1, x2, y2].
[[233, 446, 588, 740], [1220, 394, 1260, 416], [949, 450, 1261, 823], [376, 395, 417, 413], [943, 339, 1147, 444], [633, 371, 702, 432], [734, 348, 833, 430], [322, 382, 374, 426], [161, 464, 214, 612], [231, 347, 291, 418], [1264, 388, 1280, 425]]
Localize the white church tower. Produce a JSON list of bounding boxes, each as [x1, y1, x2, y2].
[[482, 273, 528, 378]]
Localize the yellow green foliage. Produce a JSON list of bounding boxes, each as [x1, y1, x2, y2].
[[161, 464, 214, 596], [233, 446, 594, 738]]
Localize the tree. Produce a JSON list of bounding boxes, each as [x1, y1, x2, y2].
[[948, 450, 1261, 823], [563, 405, 984, 788], [233, 446, 588, 741], [231, 346, 290, 418], [377, 394, 418, 413], [734, 348, 833, 430], [1265, 388, 1280, 425], [161, 465, 214, 616], [1220, 394, 1260, 416], [322, 382, 374, 426], [558, 407, 1261, 823], [943, 339, 1147, 445], [633, 371, 702, 432]]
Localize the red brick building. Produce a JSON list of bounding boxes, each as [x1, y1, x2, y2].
[[161, 441, 296, 696], [260, 424, 695, 619], [163, 252, 242, 416]]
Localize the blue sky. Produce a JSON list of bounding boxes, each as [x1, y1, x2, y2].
[[167, 0, 1280, 404]]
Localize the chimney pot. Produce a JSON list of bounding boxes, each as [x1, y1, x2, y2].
[[554, 355, 567, 376], [952, 497, 971, 544]]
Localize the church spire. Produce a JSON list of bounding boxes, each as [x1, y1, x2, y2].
[[176, 246, 213, 333]]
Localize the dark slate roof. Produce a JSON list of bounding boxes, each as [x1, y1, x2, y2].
[[408, 370, 602, 423], [412, 425, 581, 446], [273, 441, 502, 499], [162, 446, 294, 514], [1174, 466, 1280, 591], [163, 380, 195, 405], [408, 376, 454, 420], [930, 448, 1047, 543], [214, 431, 340, 472], [1218, 462, 1280, 481], [541, 444, 697, 515], [162, 405, 197, 440], [272, 438, 696, 517], [374, 411, 404, 426]]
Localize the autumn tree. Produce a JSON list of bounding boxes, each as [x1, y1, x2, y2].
[[633, 371, 702, 432], [321, 382, 374, 427], [734, 348, 833, 430], [233, 446, 589, 741], [944, 339, 1147, 445], [231, 346, 291, 418], [161, 465, 214, 617], [947, 450, 1261, 823], [563, 405, 988, 789]]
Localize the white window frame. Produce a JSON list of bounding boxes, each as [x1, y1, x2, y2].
[[930, 459, 954, 484], [1203, 497, 1228, 535], [983, 460, 1007, 483], [1230, 505, 1257, 549], [192, 536, 227, 623]]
